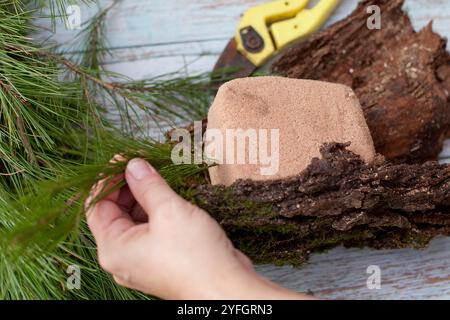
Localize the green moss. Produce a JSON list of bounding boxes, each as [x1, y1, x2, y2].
[[182, 180, 440, 267]]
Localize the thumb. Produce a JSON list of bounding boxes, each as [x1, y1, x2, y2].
[[125, 158, 183, 216]]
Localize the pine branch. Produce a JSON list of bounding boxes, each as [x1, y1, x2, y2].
[[0, 0, 224, 299], [0, 4, 89, 190], [1, 126, 207, 299], [54, 0, 225, 130], [65, 0, 118, 72]]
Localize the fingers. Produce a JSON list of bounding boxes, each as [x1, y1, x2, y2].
[[85, 154, 127, 213], [117, 185, 136, 212], [130, 204, 148, 223], [84, 156, 144, 278], [125, 158, 183, 216], [87, 199, 136, 246], [103, 174, 125, 202], [86, 179, 135, 216], [102, 154, 128, 203], [87, 157, 181, 245]]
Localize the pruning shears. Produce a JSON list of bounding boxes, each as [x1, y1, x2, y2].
[[213, 0, 341, 78]]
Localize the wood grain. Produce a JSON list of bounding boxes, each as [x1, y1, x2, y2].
[[36, 0, 450, 299]]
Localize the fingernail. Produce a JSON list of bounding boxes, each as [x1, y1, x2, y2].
[[127, 158, 155, 180]]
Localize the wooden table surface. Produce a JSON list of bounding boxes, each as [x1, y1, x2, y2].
[[40, 0, 450, 299]]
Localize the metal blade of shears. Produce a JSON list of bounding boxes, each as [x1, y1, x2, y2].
[[212, 38, 257, 79]]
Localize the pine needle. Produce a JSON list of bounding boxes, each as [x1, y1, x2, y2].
[[0, 0, 216, 300]]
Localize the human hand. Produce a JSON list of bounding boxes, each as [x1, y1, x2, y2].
[[86, 158, 312, 300]]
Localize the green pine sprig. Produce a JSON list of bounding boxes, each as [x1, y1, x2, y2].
[[0, 0, 217, 299]]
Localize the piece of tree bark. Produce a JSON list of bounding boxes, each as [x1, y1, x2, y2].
[[194, 143, 450, 265], [272, 0, 450, 163]]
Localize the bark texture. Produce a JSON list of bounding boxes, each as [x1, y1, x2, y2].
[[195, 143, 450, 265], [272, 0, 450, 163], [175, 0, 450, 265]]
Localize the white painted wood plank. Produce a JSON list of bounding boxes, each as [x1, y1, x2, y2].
[[34, 0, 450, 299], [404, 0, 450, 36], [257, 236, 450, 299], [35, 0, 449, 77]]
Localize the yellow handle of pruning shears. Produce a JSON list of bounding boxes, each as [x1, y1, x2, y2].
[[235, 0, 340, 67]]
